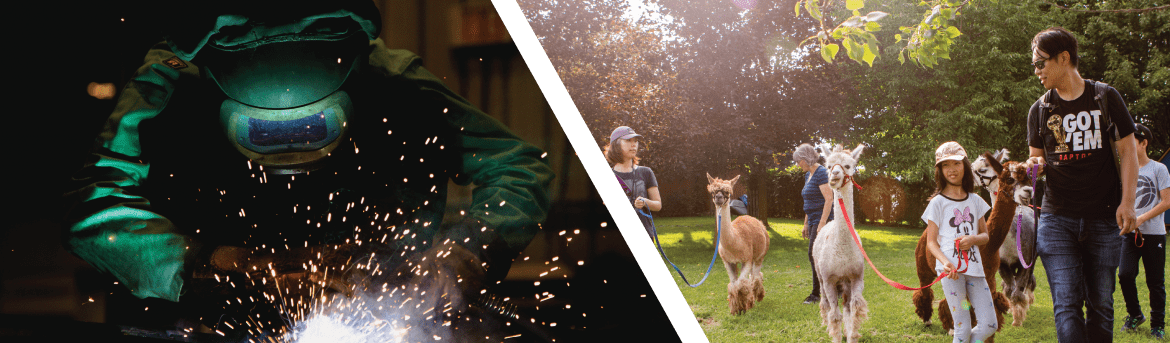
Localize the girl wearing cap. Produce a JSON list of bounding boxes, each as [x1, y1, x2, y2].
[[921, 141, 997, 343], [605, 126, 662, 236]]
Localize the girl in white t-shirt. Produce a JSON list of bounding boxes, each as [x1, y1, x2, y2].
[[921, 142, 997, 343]]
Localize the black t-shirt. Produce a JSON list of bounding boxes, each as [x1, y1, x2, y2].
[[1027, 80, 1134, 219], [614, 166, 659, 230]]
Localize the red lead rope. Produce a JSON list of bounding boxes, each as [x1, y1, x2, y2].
[[839, 198, 969, 291]]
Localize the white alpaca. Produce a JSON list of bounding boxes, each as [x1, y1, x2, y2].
[[972, 149, 1010, 202], [812, 144, 868, 343]]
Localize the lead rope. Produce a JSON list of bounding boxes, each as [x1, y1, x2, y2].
[[837, 177, 968, 291], [638, 208, 721, 287], [1017, 165, 1041, 269]]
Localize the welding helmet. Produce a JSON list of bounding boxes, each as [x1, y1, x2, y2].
[[162, 2, 380, 174]]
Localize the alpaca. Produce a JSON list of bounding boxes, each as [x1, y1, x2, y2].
[[706, 174, 769, 315], [912, 150, 1007, 327], [997, 163, 1039, 326], [812, 144, 868, 343], [973, 149, 1010, 201]]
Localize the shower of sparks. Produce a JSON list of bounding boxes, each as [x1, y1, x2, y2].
[[285, 307, 407, 343], [160, 113, 629, 342]]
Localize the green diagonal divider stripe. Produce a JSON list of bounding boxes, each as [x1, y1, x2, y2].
[[491, 1, 706, 339]]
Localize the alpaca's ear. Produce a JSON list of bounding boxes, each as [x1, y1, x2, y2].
[[850, 144, 865, 161], [730, 175, 741, 185], [997, 148, 1011, 163], [984, 152, 1004, 175], [707, 172, 715, 184]]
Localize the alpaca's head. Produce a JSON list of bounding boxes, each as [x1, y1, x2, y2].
[[706, 173, 739, 207], [972, 149, 1009, 191], [997, 161, 1035, 207], [825, 144, 864, 190]]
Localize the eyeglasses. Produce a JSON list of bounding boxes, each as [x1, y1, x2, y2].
[[1031, 57, 1049, 70]]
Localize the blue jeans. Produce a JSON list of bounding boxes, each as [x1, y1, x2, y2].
[[1119, 233, 1166, 328], [1037, 212, 1123, 343]]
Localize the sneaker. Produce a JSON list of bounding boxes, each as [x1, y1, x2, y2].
[[802, 293, 820, 304], [1153, 327, 1165, 339], [1122, 315, 1146, 332]]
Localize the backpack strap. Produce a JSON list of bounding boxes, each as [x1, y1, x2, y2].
[[1090, 80, 1120, 141], [1089, 79, 1124, 175], [1036, 89, 1055, 138]]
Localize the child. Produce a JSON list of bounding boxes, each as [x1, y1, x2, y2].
[[1119, 123, 1167, 339], [922, 142, 997, 343]]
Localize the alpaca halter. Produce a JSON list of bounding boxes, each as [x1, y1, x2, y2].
[[829, 164, 863, 190], [976, 172, 997, 189]]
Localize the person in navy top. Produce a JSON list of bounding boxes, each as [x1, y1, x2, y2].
[[794, 143, 833, 304]]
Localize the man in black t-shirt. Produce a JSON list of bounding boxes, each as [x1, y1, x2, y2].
[[1023, 27, 1139, 343]]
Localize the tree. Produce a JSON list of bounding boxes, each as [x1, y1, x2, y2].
[[836, 0, 1168, 181]]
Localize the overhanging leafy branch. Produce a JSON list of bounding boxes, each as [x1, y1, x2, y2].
[[795, 0, 890, 66]]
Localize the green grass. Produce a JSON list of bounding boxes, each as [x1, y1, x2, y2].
[[651, 217, 1168, 342]]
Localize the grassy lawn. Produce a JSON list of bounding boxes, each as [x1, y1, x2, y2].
[[650, 217, 1167, 342]]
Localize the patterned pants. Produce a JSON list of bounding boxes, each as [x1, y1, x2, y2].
[[941, 274, 998, 343]]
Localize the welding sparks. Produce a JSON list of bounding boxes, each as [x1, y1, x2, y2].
[[285, 312, 406, 343]]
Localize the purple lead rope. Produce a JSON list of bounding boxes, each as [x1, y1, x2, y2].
[[1016, 213, 1035, 269], [1016, 164, 1041, 269]]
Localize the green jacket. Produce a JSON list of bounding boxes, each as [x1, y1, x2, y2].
[[64, 39, 553, 301]]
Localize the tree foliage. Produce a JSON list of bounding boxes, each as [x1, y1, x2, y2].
[[523, 0, 853, 215], [838, 0, 1168, 182], [520, 0, 1168, 217]]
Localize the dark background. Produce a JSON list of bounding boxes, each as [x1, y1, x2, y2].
[[1, 1, 679, 342]]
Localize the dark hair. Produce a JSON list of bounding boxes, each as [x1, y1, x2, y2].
[[1135, 123, 1151, 144], [1032, 27, 1079, 68], [932, 159, 975, 198], [603, 138, 640, 165]]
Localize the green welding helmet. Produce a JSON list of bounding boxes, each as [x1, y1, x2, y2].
[[164, 5, 380, 174]]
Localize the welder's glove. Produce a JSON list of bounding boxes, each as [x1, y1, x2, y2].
[[389, 242, 485, 320]]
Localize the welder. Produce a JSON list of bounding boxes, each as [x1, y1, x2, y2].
[[63, 0, 551, 337]]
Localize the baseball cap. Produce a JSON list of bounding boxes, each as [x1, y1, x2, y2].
[[610, 126, 642, 143], [1135, 123, 1151, 142], [935, 141, 968, 165]]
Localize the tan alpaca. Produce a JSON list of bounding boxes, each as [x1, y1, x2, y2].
[[812, 144, 868, 343], [706, 174, 769, 315]]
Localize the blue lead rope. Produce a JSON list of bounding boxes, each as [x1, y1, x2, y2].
[[637, 208, 721, 287]]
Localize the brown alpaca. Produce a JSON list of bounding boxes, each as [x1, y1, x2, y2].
[[706, 174, 769, 315], [912, 161, 1033, 340]]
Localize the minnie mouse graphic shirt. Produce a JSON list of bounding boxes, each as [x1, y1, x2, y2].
[[922, 192, 991, 277]]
